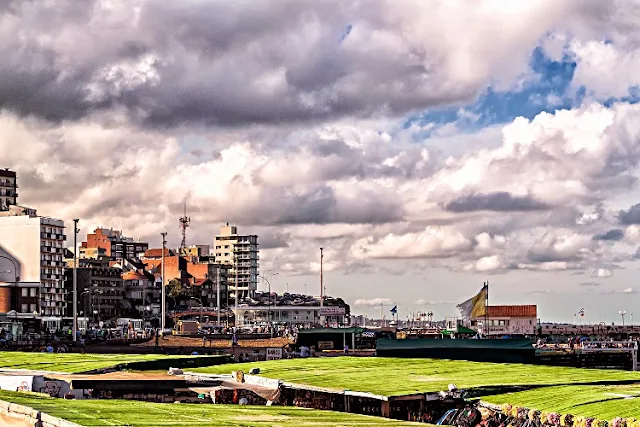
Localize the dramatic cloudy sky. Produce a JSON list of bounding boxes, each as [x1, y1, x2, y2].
[[4, 0, 640, 323]]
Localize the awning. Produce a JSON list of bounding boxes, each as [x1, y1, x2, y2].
[[456, 326, 477, 334]]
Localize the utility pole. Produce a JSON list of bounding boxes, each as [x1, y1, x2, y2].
[[161, 232, 167, 334], [234, 248, 238, 327], [72, 219, 79, 343], [485, 281, 489, 338], [319, 247, 324, 327], [216, 267, 221, 328]]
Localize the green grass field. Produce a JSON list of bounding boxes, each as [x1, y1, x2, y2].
[[483, 384, 640, 419], [190, 357, 640, 396], [0, 390, 417, 426], [3, 354, 640, 421], [0, 352, 198, 373]]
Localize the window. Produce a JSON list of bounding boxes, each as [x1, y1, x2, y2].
[[30, 288, 37, 297], [30, 304, 36, 313], [21, 288, 28, 297], [21, 304, 28, 313]]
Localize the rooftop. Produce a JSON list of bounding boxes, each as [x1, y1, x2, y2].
[[143, 248, 175, 258], [477, 305, 538, 318], [0, 168, 16, 178]]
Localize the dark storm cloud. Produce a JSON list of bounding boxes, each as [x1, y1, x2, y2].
[[312, 140, 356, 157], [526, 250, 579, 264], [618, 203, 640, 225], [444, 192, 550, 213], [0, 0, 501, 127], [258, 232, 291, 250], [253, 185, 404, 226], [593, 228, 625, 241]]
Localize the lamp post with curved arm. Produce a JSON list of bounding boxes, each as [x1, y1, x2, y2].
[[259, 272, 278, 337], [66, 289, 89, 330]]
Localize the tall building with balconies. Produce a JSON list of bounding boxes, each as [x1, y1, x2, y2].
[[214, 224, 259, 300], [0, 168, 17, 211], [0, 214, 66, 329]]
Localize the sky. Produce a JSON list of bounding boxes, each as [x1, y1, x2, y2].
[[3, 0, 640, 323]]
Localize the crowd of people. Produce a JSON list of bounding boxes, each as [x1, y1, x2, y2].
[[535, 336, 639, 350]]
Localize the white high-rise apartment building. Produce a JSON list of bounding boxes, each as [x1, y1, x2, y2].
[[214, 224, 259, 300], [0, 214, 66, 322]]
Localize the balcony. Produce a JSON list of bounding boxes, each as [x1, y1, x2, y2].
[[40, 246, 63, 254]]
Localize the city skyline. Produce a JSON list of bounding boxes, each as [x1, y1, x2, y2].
[[3, 1, 640, 323]]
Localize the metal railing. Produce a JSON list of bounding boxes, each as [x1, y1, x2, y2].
[[580, 340, 639, 371]]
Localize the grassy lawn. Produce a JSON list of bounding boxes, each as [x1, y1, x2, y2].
[[0, 390, 418, 426], [0, 352, 200, 373], [190, 357, 640, 396], [483, 384, 640, 419]]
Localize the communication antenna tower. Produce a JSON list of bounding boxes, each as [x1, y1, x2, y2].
[[179, 202, 191, 253]]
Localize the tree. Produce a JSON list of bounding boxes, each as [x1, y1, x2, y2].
[[167, 279, 184, 299]]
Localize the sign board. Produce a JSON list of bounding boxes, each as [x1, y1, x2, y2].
[[319, 307, 346, 316], [266, 348, 283, 361], [396, 331, 407, 340], [318, 340, 334, 350], [362, 331, 376, 338]]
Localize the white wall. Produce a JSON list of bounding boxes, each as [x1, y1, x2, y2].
[[0, 216, 41, 284], [485, 316, 536, 335]]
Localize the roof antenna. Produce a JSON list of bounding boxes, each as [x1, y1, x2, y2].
[[179, 202, 190, 254]]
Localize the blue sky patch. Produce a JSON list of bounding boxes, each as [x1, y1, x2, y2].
[[404, 46, 579, 136]]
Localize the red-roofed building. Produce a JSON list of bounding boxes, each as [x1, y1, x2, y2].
[[139, 250, 232, 310], [143, 248, 175, 259], [472, 305, 538, 336]]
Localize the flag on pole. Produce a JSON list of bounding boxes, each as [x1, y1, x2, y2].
[[390, 305, 398, 315], [457, 284, 488, 319], [578, 308, 585, 317]]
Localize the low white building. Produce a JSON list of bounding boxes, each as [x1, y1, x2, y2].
[[472, 305, 538, 336], [233, 305, 347, 327]]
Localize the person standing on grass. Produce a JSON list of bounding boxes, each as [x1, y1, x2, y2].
[[343, 344, 349, 355]]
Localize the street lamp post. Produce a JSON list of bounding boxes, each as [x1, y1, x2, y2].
[[319, 248, 324, 327], [234, 249, 238, 327], [216, 267, 221, 328], [620, 310, 627, 326], [67, 289, 88, 330], [72, 219, 79, 343], [191, 297, 203, 324], [160, 232, 167, 334], [259, 272, 278, 337]]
